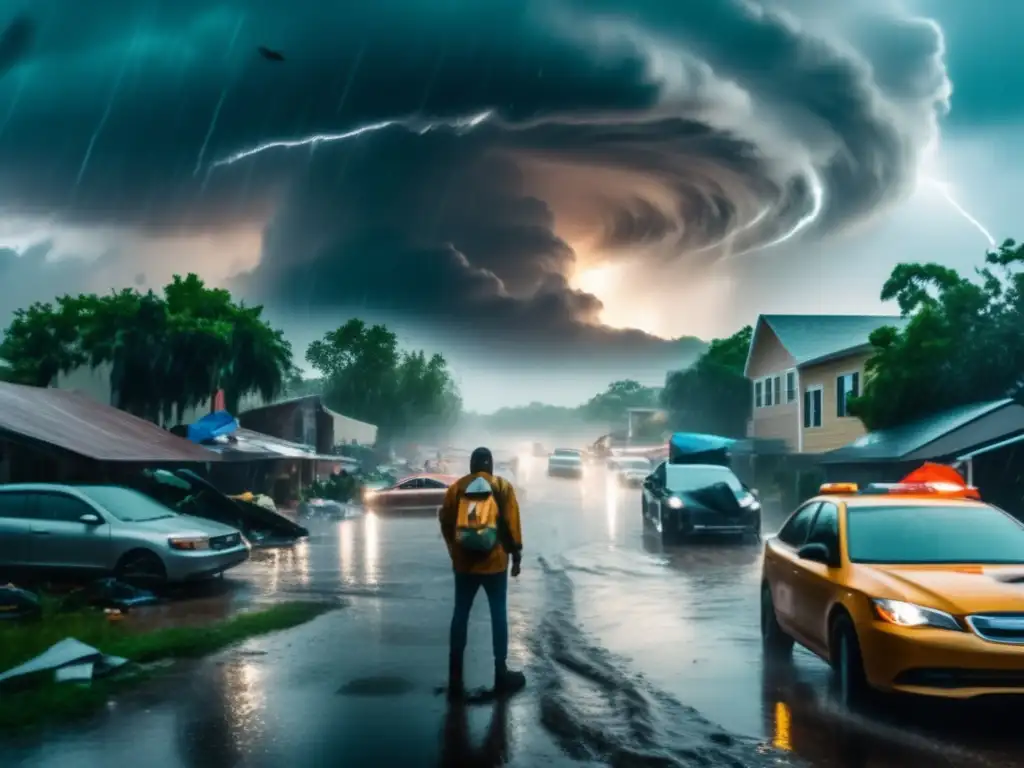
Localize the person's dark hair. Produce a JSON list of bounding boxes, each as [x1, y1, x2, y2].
[[470, 447, 493, 475]]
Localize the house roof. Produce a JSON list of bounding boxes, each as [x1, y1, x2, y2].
[[820, 398, 1015, 464], [764, 314, 906, 366], [0, 383, 220, 463], [202, 428, 349, 462], [744, 314, 906, 376]]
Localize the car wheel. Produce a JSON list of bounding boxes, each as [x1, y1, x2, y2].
[[761, 583, 794, 656], [115, 549, 167, 587], [830, 612, 870, 708]]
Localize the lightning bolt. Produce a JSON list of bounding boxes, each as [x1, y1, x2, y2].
[[209, 110, 493, 169], [921, 176, 996, 247]]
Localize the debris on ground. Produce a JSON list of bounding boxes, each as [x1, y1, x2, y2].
[[0, 638, 128, 687], [58, 578, 158, 614], [0, 585, 42, 622]]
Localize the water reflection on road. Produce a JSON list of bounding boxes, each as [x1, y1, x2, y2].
[[5, 459, 1024, 767]]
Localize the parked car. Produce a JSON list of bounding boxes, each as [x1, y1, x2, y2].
[[641, 462, 760, 542], [608, 456, 651, 487], [0, 483, 250, 584], [362, 473, 458, 514], [762, 477, 1024, 705], [548, 449, 584, 479]]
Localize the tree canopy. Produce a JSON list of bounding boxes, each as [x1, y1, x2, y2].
[[468, 379, 662, 433], [848, 240, 1024, 431], [306, 318, 461, 444], [661, 325, 752, 438], [0, 274, 293, 424]]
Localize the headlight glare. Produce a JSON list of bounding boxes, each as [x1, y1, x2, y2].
[[872, 598, 961, 631]]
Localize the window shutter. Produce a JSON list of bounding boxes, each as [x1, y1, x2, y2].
[[755, 380, 762, 408], [803, 389, 811, 428], [813, 389, 822, 427], [837, 375, 844, 417], [852, 372, 860, 398]]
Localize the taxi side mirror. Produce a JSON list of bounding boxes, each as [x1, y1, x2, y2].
[[798, 542, 839, 568]]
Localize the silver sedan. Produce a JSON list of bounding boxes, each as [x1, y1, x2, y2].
[[0, 483, 250, 584]]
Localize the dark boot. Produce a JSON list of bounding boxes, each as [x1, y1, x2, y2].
[[448, 652, 465, 701], [494, 662, 526, 694]]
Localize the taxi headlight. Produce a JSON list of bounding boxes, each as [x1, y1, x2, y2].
[[872, 599, 962, 631]]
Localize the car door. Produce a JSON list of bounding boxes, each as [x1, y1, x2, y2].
[[421, 478, 449, 511], [0, 491, 41, 569], [765, 502, 821, 633], [389, 478, 425, 511], [790, 502, 841, 652], [29, 491, 113, 573]]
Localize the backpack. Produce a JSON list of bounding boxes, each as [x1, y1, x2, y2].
[[455, 476, 503, 554]]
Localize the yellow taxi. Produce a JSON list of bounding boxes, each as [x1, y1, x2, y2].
[[761, 464, 1024, 703]]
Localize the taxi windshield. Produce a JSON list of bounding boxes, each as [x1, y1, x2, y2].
[[847, 504, 1024, 565]]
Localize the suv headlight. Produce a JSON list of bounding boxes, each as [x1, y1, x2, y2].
[[666, 496, 684, 509], [872, 599, 962, 631]]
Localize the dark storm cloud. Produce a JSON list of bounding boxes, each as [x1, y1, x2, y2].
[[0, 0, 950, 360], [0, 14, 34, 78]]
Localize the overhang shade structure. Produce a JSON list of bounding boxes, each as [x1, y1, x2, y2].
[[0, 382, 219, 463]]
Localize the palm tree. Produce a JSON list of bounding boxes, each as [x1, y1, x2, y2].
[[220, 305, 293, 414]]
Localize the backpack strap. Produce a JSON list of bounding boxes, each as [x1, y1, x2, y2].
[[492, 478, 519, 555]]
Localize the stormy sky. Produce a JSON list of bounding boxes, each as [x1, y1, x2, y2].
[[0, 0, 1018, 410]]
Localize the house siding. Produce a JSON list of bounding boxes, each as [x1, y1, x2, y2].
[[800, 352, 871, 453], [747, 323, 799, 450]]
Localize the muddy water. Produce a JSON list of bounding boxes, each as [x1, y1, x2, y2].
[[3, 460, 1024, 767]]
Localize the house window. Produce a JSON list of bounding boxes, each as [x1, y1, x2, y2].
[[803, 386, 823, 429], [755, 380, 763, 408], [836, 372, 861, 418], [764, 377, 773, 407], [773, 376, 781, 406], [785, 371, 796, 403]]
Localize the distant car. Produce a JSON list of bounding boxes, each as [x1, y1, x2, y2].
[[609, 456, 651, 487], [641, 462, 760, 542], [0, 484, 250, 584], [548, 449, 584, 479], [362, 473, 458, 514]]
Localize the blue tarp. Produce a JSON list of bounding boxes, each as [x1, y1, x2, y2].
[[187, 410, 239, 444]]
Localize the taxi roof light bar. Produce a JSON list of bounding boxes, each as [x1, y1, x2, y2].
[[818, 481, 981, 499]]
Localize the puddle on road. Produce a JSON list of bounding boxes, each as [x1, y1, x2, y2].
[[337, 675, 417, 697]]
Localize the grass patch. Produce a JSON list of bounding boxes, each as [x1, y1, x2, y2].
[[0, 601, 333, 730]]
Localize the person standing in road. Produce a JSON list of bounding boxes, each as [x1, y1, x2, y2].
[[439, 446, 526, 699]]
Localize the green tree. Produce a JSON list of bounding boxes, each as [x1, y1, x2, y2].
[[579, 379, 660, 424], [0, 298, 88, 387], [848, 240, 1024, 431], [661, 325, 752, 438], [471, 402, 585, 432], [306, 319, 461, 444], [0, 274, 292, 425]]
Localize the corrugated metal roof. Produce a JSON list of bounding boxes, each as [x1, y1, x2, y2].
[[822, 399, 1014, 463], [762, 314, 906, 366], [203, 428, 345, 462], [0, 383, 220, 463]]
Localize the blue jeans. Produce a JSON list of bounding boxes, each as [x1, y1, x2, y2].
[[449, 571, 508, 667]]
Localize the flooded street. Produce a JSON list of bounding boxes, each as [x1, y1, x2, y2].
[[4, 459, 1024, 767]]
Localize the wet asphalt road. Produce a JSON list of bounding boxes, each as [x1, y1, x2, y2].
[[4, 458, 1024, 767]]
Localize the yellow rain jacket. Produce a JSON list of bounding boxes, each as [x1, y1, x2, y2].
[[439, 472, 523, 574]]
